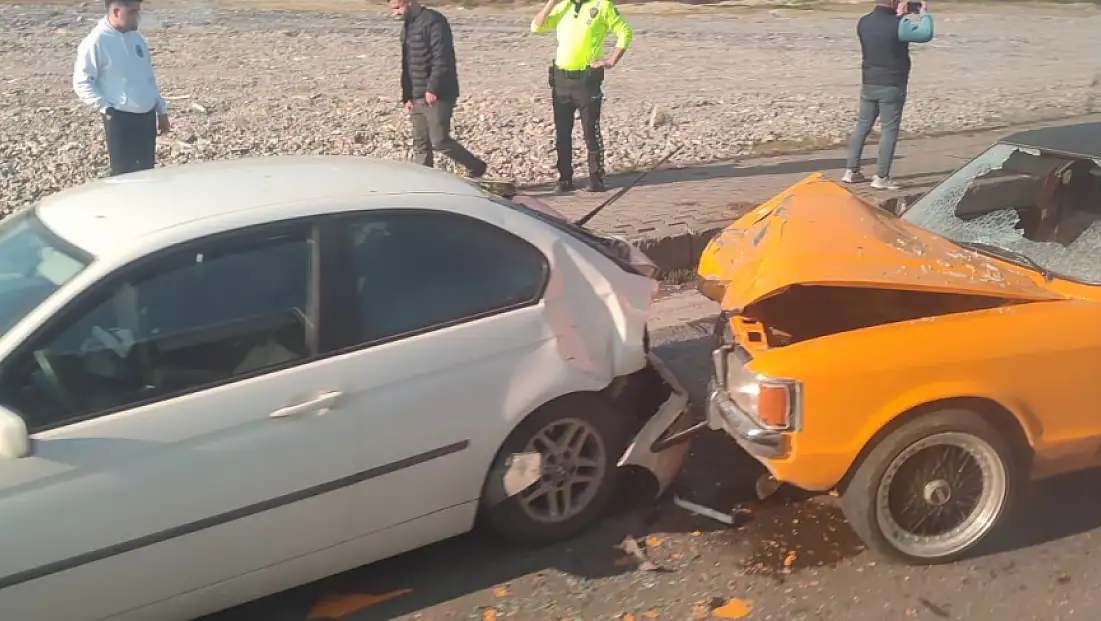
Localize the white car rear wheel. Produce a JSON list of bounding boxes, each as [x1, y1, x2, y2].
[[480, 393, 629, 546]]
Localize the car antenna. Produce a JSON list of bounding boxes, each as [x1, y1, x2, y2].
[[573, 145, 683, 227]]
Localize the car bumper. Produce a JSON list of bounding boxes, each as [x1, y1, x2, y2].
[[706, 379, 785, 460], [617, 353, 702, 495]]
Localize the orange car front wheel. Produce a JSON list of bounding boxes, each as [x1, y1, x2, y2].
[[840, 408, 1021, 565]]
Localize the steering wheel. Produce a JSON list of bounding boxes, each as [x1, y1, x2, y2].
[[33, 349, 78, 413]]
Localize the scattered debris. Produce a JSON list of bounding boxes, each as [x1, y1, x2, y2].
[[306, 589, 413, 619], [617, 536, 661, 571], [482, 608, 498, 621], [493, 586, 509, 597], [190, 102, 209, 114], [918, 597, 950, 618], [755, 474, 783, 501], [502, 451, 542, 497], [674, 495, 736, 525], [711, 597, 753, 619]]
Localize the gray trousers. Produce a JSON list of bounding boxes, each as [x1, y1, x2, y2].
[[409, 98, 485, 172], [845, 83, 907, 178]]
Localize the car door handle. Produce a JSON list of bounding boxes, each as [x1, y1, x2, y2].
[[269, 391, 344, 419]]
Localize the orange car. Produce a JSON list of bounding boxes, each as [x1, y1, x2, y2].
[[698, 122, 1101, 564]]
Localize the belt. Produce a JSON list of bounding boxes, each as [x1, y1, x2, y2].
[[552, 65, 594, 79]]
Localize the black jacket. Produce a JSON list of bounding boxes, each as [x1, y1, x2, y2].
[[858, 6, 910, 88], [401, 7, 460, 102]]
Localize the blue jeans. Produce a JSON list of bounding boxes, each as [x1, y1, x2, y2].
[[845, 84, 907, 178]]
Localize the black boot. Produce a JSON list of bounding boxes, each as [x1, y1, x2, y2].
[[556, 179, 576, 194]]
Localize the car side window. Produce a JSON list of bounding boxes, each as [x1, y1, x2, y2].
[[1, 230, 314, 432], [344, 210, 548, 345]]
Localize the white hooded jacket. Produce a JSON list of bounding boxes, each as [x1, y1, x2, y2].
[[73, 18, 167, 115]]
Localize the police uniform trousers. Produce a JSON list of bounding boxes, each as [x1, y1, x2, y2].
[[550, 65, 605, 184]]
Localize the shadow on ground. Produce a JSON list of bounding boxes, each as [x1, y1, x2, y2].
[[981, 467, 1101, 558], [524, 156, 877, 197]]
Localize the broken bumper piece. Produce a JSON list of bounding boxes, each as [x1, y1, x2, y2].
[[706, 379, 784, 460], [617, 353, 704, 495]]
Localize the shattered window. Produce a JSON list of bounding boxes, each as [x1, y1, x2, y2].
[[903, 144, 1101, 285]]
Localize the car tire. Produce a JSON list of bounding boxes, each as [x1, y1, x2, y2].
[[840, 408, 1020, 565], [480, 392, 630, 547]]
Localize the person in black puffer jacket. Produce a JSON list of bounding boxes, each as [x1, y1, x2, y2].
[[389, 0, 488, 178]]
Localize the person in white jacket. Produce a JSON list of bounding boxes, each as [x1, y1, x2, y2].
[[73, 0, 170, 176]]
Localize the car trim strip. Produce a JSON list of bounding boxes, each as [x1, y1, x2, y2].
[[0, 440, 470, 591]]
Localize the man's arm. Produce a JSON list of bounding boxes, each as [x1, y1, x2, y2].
[[73, 38, 110, 113], [426, 15, 456, 97], [531, 0, 566, 34], [402, 61, 413, 103], [598, 1, 632, 67], [898, 12, 934, 43]]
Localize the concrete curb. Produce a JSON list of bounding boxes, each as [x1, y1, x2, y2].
[[626, 189, 927, 276]]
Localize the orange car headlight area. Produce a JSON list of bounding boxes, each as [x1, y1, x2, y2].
[[726, 365, 801, 431]]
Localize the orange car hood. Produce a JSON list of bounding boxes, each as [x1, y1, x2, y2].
[[698, 174, 1064, 311]]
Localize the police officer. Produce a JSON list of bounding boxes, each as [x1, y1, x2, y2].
[[532, 0, 632, 193]]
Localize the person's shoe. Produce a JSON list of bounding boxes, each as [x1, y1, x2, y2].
[[584, 177, 607, 193], [555, 179, 575, 193], [841, 169, 867, 184], [871, 175, 900, 190], [468, 161, 488, 179]]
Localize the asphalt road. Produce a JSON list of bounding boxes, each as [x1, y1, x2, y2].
[[204, 293, 1101, 621]]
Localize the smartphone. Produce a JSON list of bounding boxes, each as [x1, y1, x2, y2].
[[906, 1, 922, 13]]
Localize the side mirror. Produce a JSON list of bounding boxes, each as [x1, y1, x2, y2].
[[0, 406, 31, 459]]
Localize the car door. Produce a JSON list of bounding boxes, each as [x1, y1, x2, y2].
[[0, 220, 363, 621], [316, 205, 555, 550]]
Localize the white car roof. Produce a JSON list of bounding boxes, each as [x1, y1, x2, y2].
[[35, 156, 486, 258]]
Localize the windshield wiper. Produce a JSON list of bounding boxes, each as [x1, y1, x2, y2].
[[956, 241, 1053, 282]]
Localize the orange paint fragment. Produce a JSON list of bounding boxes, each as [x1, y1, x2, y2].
[[645, 536, 663, 547], [712, 598, 752, 619], [783, 551, 797, 567], [643, 610, 660, 618], [307, 589, 413, 619], [493, 587, 509, 597], [483, 609, 498, 621]]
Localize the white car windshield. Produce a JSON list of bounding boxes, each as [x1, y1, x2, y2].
[[0, 209, 91, 335], [902, 143, 1101, 285]]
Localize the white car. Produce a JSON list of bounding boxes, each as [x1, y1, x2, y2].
[[0, 157, 696, 621]]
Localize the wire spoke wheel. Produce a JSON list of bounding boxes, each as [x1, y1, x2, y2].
[[876, 431, 1008, 560], [518, 417, 607, 524]]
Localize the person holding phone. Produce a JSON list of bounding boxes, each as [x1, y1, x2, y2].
[[842, 0, 934, 190]]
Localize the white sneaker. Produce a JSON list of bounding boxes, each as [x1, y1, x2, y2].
[[871, 175, 900, 190], [841, 169, 867, 184]]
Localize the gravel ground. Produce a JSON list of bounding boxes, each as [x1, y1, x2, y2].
[[2, 2, 1100, 214], [200, 309, 1101, 621]]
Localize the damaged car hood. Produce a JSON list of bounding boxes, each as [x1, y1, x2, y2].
[[698, 174, 1065, 310]]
